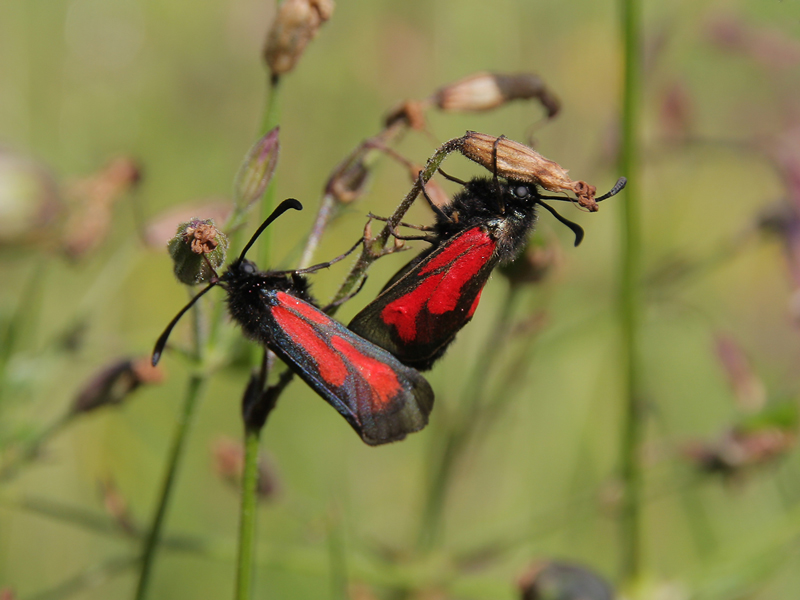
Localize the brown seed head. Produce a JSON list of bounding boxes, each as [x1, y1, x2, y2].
[[168, 218, 229, 284], [459, 132, 599, 210], [263, 0, 335, 76], [184, 221, 219, 254]]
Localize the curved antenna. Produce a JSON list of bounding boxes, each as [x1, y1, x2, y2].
[[596, 177, 627, 202], [239, 198, 303, 261], [538, 177, 628, 204], [152, 281, 218, 366], [537, 200, 585, 246]]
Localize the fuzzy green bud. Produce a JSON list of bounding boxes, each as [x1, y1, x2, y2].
[[168, 218, 228, 284]]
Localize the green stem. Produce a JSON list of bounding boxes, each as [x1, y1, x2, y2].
[[133, 374, 205, 600], [258, 76, 282, 270], [235, 427, 262, 600], [618, 0, 644, 585]]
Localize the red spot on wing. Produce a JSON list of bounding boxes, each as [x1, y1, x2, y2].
[[275, 291, 330, 324], [381, 272, 446, 342], [271, 304, 348, 387], [380, 229, 495, 341], [419, 228, 492, 275], [330, 336, 401, 410]]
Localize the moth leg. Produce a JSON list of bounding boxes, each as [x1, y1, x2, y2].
[[322, 276, 369, 311], [365, 213, 434, 232], [417, 171, 451, 222]]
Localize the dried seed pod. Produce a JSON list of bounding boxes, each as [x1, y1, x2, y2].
[[61, 157, 142, 258], [212, 437, 280, 500], [168, 218, 228, 284], [144, 201, 231, 249], [234, 127, 280, 210], [383, 99, 429, 129], [326, 150, 371, 204], [459, 131, 600, 211], [263, 0, 335, 77], [434, 72, 560, 118], [71, 357, 164, 414]]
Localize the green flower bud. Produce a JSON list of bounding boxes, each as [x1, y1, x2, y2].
[[234, 127, 280, 210], [168, 218, 228, 285]]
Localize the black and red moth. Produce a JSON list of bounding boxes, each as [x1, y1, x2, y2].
[[348, 175, 626, 370], [153, 199, 434, 445]]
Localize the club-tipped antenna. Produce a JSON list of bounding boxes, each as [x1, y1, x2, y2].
[[537, 177, 628, 204], [152, 281, 218, 366], [596, 177, 627, 202], [537, 200, 585, 246], [238, 198, 303, 262]]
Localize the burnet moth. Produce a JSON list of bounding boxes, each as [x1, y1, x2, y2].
[[152, 199, 434, 446], [348, 159, 626, 371]]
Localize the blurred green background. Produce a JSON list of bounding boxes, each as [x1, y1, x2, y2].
[[3, 0, 800, 598]]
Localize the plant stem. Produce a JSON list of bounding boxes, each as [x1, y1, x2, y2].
[[235, 427, 262, 600], [618, 0, 644, 585], [330, 137, 464, 309], [258, 76, 282, 270], [133, 374, 205, 600]]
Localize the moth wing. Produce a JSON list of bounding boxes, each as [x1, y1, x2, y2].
[[349, 227, 498, 370], [268, 292, 434, 445]]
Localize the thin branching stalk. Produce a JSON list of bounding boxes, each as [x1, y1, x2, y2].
[[329, 137, 464, 309], [618, 0, 644, 585], [135, 297, 207, 600]]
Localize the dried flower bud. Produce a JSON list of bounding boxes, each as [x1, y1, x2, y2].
[[263, 0, 334, 77], [434, 72, 560, 118], [383, 99, 429, 130], [234, 127, 280, 210], [459, 132, 599, 211], [213, 437, 280, 500], [145, 201, 231, 250], [61, 157, 142, 259], [518, 560, 614, 600], [168, 218, 228, 285], [71, 357, 164, 415], [326, 151, 371, 204], [683, 428, 796, 476]]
